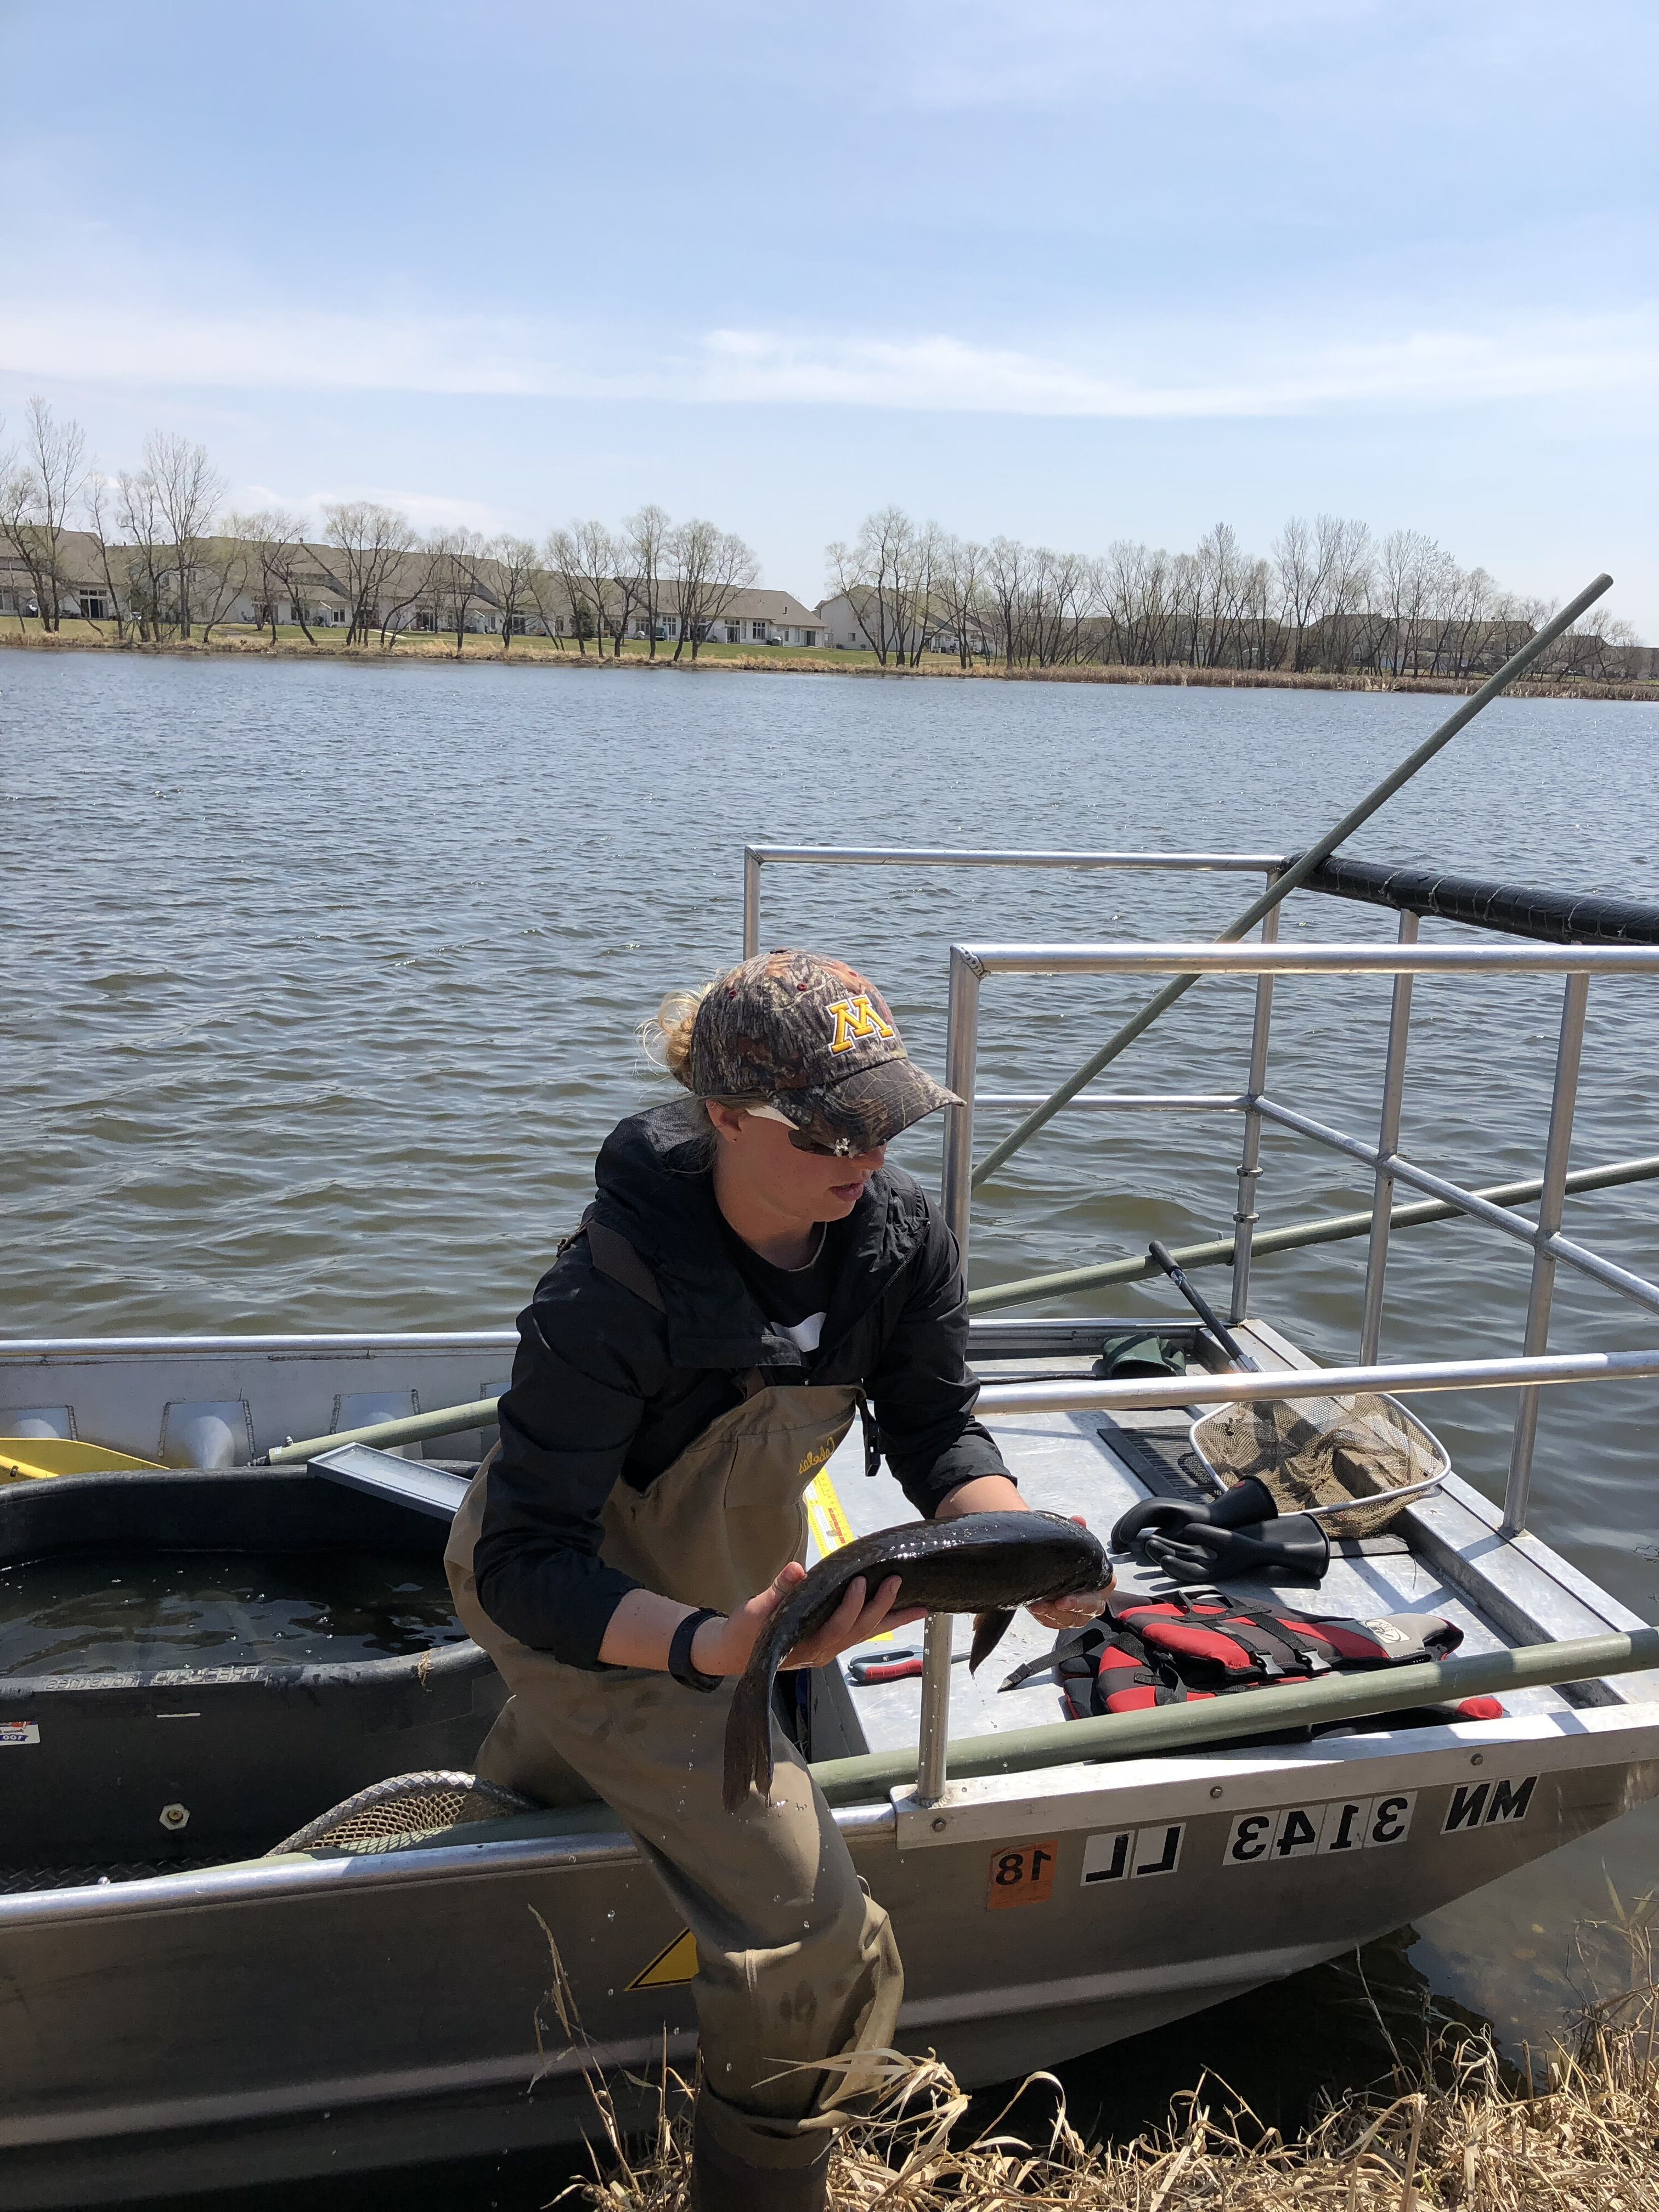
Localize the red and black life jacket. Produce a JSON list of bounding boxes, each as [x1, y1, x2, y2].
[[1004, 1588, 1502, 1728]]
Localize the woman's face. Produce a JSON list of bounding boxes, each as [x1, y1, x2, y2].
[[707, 1105, 885, 1226]]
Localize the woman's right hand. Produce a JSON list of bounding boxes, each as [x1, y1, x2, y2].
[[690, 1561, 925, 1678]]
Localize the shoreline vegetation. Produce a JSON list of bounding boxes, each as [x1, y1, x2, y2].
[[566, 1983, 1659, 2209], [3, 622, 1653, 702]]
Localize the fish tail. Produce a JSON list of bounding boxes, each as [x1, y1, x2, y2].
[[722, 1667, 776, 1812], [969, 1608, 1015, 1673]]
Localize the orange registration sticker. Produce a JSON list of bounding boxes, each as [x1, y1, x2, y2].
[[985, 1838, 1059, 1909]]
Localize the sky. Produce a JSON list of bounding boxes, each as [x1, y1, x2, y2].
[[3, 0, 1655, 630]]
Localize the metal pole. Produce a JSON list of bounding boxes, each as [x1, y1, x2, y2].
[[940, 947, 982, 1259], [742, 847, 763, 959], [969, 572, 1615, 1190], [1359, 910, 1420, 1362], [1502, 970, 1591, 1536], [1228, 891, 1279, 1325], [963, 1150, 1659, 1313], [914, 1615, 953, 1808], [812, 1622, 1659, 1805]]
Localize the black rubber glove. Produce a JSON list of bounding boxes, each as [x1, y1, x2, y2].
[[1110, 1476, 1276, 1554], [1142, 1513, 1330, 1587]]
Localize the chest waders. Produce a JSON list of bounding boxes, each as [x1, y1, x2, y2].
[[445, 1372, 902, 2175]]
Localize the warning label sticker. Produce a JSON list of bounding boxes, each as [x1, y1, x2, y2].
[[627, 1929, 699, 1990], [1, 1721, 41, 1746]]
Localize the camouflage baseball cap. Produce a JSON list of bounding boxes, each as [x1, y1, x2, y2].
[[688, 950, 960, 1156]]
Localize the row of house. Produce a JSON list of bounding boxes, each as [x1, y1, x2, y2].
[[0, 532, 840, 648]]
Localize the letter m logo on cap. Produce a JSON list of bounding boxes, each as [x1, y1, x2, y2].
[[826, 994, 897, 1054]]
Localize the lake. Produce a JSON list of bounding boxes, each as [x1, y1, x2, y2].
[[3, 650, 1657, 2200]]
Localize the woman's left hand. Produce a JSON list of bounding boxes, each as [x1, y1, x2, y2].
[[933, 1471, 1114, 1632]]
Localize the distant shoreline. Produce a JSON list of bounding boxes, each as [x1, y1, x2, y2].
[[3, 627, 1653, 703]]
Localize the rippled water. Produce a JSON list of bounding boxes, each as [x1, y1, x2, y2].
[[3, 652, 1658, 2142], [0, 1547, 464, 1673]]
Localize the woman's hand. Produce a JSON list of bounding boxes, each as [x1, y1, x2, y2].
[[690, 1561, 927, 1679], [933, 1474, 1114, 1632]]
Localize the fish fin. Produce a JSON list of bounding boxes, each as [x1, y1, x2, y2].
[[969, 1608, 1015, 1674], [721, 1667, 775, 1812]]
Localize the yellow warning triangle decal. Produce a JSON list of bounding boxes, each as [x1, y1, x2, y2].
[[627, 1928, 699, 1989]]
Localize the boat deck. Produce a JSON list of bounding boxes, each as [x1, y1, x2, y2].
[[814, 1316, 1649, 1767]]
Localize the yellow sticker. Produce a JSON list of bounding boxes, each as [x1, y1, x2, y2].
[[804, 1469, 855, 1558], [804, 1470, 893, 1646], [627, 1928, 699, 1989]]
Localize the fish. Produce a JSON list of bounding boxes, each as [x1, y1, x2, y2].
[[722, 1511, 1110, 1810]]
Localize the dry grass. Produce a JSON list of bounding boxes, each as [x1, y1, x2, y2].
[[551, 1956, 1659, 2210]]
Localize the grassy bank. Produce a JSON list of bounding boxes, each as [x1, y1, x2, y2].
[[3, 620, 1654, 703], [566, 1984, 1659, 2209]]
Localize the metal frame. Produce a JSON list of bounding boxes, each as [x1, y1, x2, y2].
[[741, 844, 1282, 960], [911, 934, 1659, 1807]]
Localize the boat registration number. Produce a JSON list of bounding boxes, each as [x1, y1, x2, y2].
[[1223, 1791, 1416, 1865], [0, 1720, 40, 1746]]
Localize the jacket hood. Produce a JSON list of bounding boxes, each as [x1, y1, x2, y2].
[[589, 1102, 933, 1370]]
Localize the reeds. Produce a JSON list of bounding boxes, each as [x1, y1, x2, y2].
[[557, 1975, 1659, 2211]]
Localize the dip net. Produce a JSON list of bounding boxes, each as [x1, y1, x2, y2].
[[1190, 1388, 1449, 1537], [269, 1770, 539, 1857]]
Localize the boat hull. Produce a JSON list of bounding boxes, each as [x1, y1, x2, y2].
[[2, 1710, 1654, 2208]]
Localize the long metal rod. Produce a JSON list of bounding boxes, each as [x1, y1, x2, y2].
[[962, 941, 1659, 977], [1361, 910, 1420, 1363], [257, 1329, 1659, 1464], [811, 1623, 1659, 1805], [1229, 898, 1279, 1324], [1251, 1095, 1659, 1322], [1503, 972, 1591, 1535], [974, 1345, 1659, 1416], [0, 1331, 520, 1359], [973, 1092, 1247, 1111], [940, 946, 982, 1255], [915, 1615, 953, 1807], [964, 1151, 1659, 1312], [742, 847, 764, 959], [740, 845, 1282, 960], [969, 571, 1616, 1190]]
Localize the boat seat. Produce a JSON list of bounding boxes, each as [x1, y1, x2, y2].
[[269, 1770, 540, 1857]]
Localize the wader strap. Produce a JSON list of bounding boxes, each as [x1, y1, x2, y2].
[[856, 1390, 882, 1480], [577, 1204, 667, 1313]]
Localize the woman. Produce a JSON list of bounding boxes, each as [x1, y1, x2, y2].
[[445, 949, 1108, 2211]]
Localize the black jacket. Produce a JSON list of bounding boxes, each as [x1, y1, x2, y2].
[[473, 1103, 1006, 1668]]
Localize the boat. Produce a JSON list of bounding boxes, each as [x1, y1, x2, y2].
[[3, 832, 1659, 2211]]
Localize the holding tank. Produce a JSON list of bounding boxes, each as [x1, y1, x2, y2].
[[0, 1470, 503, 1875]]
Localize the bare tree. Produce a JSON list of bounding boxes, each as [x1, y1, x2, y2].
[[315, 501, 416, 644], [0, 398, 88, 630], [668, 518, 759, 661], [145, 432, 224, 640], [117, 466, 176, 640], [557, 521, 627, 657], [545, 527, 600, 654], [194, 533, 253, 642], [82, 472, 133, 640], [268, 527, 324, 645], [427, 530, 485, 656], [527, 539, 577, 650], [625, 504, 671, 658], [826, 507, 919, 665], [477, 535, 541, 652], [223, 509, 311, 643], [932, 534, 990, 668]]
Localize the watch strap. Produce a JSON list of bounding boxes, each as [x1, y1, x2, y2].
[[668, 1607, 724, 1693]]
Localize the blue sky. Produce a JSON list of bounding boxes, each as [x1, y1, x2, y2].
[[4, 0, 1655, 629]]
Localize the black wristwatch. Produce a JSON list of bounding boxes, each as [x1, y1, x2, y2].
[[668, 1607, 724, 1693]]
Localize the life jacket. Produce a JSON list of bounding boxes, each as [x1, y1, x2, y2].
[[1003, 1587, 1503, 1729]]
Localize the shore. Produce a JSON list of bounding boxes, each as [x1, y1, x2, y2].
[[568, 1987, 1659, 2209], [3, 623, 1654, 703]]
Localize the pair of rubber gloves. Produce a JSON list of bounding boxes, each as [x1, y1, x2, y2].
[[1110, 1475, 1330, 1586]]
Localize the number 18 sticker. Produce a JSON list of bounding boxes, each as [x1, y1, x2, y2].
[[986, 1837, 1059, 1908]]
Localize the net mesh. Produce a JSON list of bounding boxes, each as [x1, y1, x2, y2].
[[1190, 1389, 1449, 1537], [269, 1770, 540, 1858]]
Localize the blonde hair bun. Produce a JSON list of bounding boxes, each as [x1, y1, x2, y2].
[[640, 983, 713, 1090]]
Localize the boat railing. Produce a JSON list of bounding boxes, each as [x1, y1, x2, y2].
[[906, 935, 1659, 1805]]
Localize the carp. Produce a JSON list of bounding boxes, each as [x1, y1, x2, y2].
[[722, 1511, 1110, 1809]]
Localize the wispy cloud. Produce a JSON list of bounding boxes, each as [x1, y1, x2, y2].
[[4, 291, 1655, 420]]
